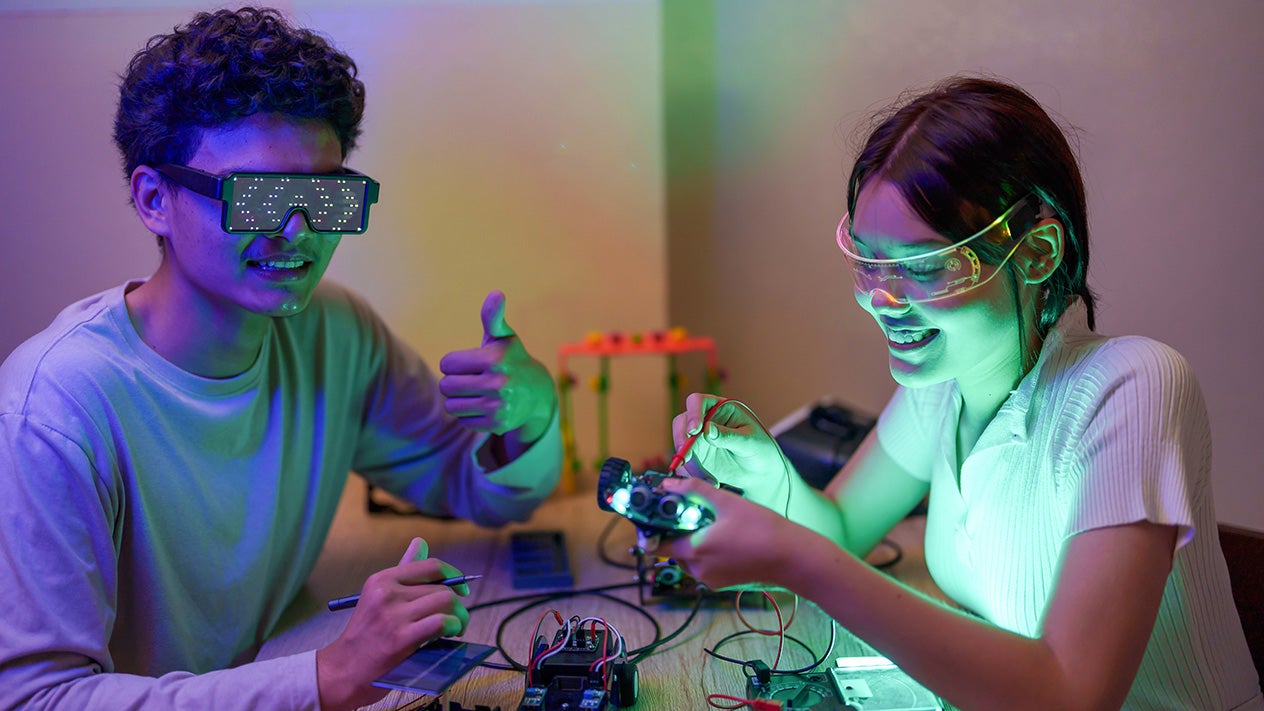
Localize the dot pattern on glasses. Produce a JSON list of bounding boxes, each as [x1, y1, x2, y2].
[[232, 176, 366, 231]]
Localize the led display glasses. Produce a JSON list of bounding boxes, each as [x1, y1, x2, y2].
[[836, 194, 1040, 305], [155, 163, 380, 234]]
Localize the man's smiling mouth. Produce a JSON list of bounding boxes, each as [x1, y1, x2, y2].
[[250, 258, 308, 271]]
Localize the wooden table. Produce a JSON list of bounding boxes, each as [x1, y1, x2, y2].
[[259, 477, 946, 710]]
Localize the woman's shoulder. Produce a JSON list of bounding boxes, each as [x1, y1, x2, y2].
[[1052, 328, 1198, 393], [1037, 327, 1206, 444]]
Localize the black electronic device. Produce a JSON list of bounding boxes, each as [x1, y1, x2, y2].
[[597, 457, 740, 544], [747, 670, 850, 711], [517, 623, 637, 710], [771, 401, 875, 491], [631, 548, 751, 606], [642, 554, 690, 596], [633, 549, 703, 604], [746, 658, 944, 711], [829, 658, 943, 710]]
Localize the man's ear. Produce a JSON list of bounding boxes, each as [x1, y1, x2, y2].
[[130, 165, 174, 239], [1018, 219, 1063, 285]]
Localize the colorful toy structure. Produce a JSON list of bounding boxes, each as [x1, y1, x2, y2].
[[556, 328, 724, 494]]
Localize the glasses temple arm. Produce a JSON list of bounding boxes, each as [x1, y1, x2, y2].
[[154, 164, 226, 201]]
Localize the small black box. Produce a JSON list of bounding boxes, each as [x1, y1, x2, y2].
[[770, 400, 875, 491]]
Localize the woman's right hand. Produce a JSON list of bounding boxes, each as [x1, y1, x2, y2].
[[315, 537, 471, 711], [671, 393, 794, 511], [658, 475, 818, 591]]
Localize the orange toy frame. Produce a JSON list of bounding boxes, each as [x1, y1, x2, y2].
[[555, 328, 724, 494]]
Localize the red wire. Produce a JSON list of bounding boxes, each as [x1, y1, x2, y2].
[[707, 693, 784, 710], [526, 609, 564, 687], [732, 591, 787, 669], [734, 590, 798, 632], [586, 618, 612, 681], [707, 693, 754, 709]]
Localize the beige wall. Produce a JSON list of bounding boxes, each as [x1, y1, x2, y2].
[[2, 1, 1261, 528], [0, 1, 671, 479], [668, 0, 1264, 528]]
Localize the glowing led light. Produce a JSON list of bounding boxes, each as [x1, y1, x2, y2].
[[679, 505, 702, 530], [610, 488, 631, 514]]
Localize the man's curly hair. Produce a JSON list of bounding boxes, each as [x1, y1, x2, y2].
[[113, 6, 366, 180]]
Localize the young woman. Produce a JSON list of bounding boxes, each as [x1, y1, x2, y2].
[[660, 77, 1261, 710]]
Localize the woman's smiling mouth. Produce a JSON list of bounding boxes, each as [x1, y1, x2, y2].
[[887, 327, 939, 349]]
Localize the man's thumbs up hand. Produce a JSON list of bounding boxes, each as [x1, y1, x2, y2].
[[439, 291, 556, 443]]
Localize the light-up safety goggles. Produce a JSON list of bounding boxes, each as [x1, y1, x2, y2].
[[836, 194, 1040, 304], [155, 163, 380, 234]]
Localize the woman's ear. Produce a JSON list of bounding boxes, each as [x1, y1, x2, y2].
[[131, 166, 174, 239], [1019, 219, 1063, 284]]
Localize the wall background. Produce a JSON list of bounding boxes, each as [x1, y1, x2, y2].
[[1, 0, 1260, 528]]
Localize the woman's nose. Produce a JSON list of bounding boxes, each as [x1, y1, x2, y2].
[[865, 286, 912, 313]]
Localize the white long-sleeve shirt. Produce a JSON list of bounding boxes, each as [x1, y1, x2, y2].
[[0, 280, 561, 710]]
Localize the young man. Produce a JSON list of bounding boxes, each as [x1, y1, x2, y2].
[[0, 8, 561, 710]]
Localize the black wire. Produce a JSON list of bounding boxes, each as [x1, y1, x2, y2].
[[627, 586, 706, 661], [596, 514, 638, 570], [704, 629, 823, 673], [774, 620, 837, 675], [468, 581, 639, 614]]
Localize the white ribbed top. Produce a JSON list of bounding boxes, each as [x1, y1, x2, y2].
[[878, 303, 1261, 710]]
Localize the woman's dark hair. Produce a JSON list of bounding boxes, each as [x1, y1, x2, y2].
[[112, 6, 366, 180], [846, 76, 1095, 335]]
